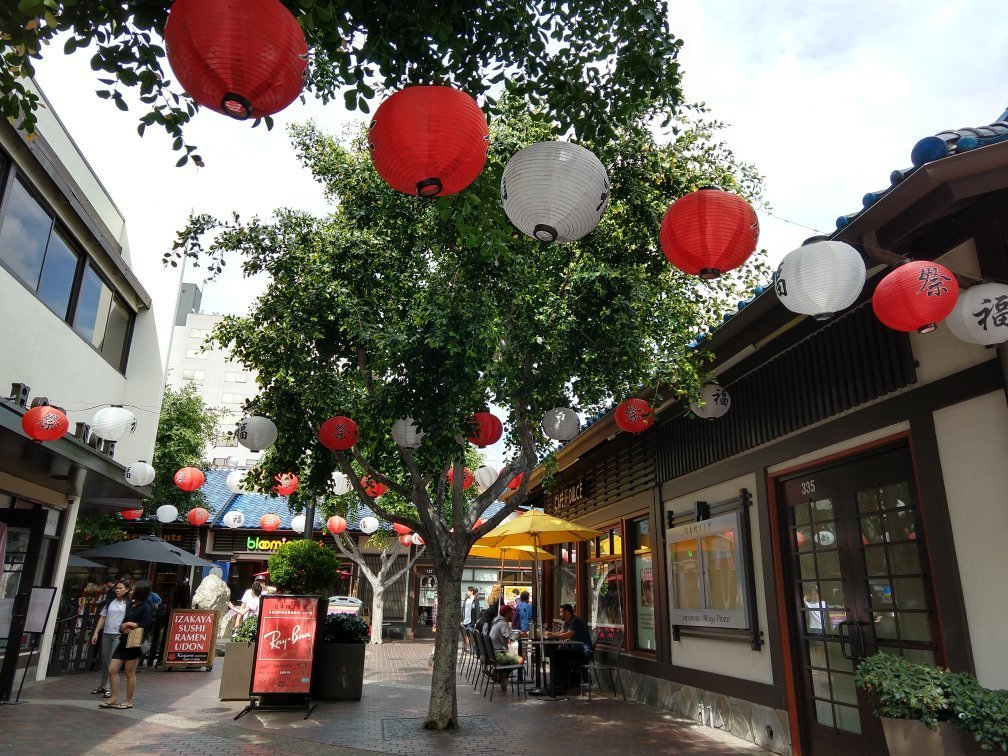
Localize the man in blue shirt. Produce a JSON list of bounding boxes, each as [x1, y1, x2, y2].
[[544, 603, 593, 694]]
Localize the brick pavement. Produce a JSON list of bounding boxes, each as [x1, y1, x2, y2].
[[2, 640, 769, 755]]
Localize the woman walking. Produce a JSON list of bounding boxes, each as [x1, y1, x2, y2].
[[89, 579, 130, 698], [100, 585, 152, 710]]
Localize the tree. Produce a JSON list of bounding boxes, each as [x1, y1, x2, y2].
[[1, 1, 683, 165], [173, 102, 766, 729]]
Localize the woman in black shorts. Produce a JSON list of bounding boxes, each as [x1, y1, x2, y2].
[[100, 585, 152, 710]]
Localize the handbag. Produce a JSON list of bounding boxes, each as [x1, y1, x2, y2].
[[126, 626, 144, 649]]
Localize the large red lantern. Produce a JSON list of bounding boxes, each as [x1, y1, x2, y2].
[[507, 473, 523, 491], [326, 515, 347, 535], [872, 260, 959, 334], [614, 399, 653, 434], [260, 513, 281, 531], [187, 507, 210, 526], [164, 0, 308, 121], [120, 508, 144, 521], [21, 405, 69, 443], [273, 472, 299, 496], [392, 523, 412, 535], [362, 476, 388, 498], [369, 85, 489, 197], [660, 188, 759, 279], [468, 411, 503, 447], [174, 467, 206, 492], [447, 467, 475, 490], [320, 415, 359, 451]]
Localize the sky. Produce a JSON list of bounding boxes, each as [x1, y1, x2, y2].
[[29, 1, 1008, 470]]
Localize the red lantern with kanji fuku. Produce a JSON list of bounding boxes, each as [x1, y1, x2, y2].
[[447, 467, 475, 490], [660, 187, 759, 279], [164, 0, 308, 121], [21, 405, 69, 442], [187, 507, 210, 526], [273, 472, 299, 496], [320, 415, 359, 451], [392, 523, 411, 535], [260, 513, 281, 531], [369, 85, 489, 197], [326, 515, 347, 535], [508, 473, 523, 491], [362, 476, 388, 498], [120, 508, 144, 521], [174, 467, 206, 492], [614, 399, 653, 434], [468, 411, 503, 447], [872, 260, 959, 334]]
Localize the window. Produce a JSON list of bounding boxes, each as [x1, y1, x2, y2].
[[182, 369, 205, 382], [224, 372, 247, 383], [550, 543, 578, 622], [221, 393, 244, 405], [587, 525, 624, 631], [189, 328, 210, 339]]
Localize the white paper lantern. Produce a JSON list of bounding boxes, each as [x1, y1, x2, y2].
[[156, 504, 178, 523], [541, 407, 580, 441], [815, 530, 836, 547], [125, 461, 155, 487], [331, 472, 351, 496], [690, 383, 731, 420], [391, 417, 426, 449], [359, 516, 379, 534], [236, 415, 278, 452], [226, 470, 248, 494], [945, 282, 1008, 345], [501, 141, 610, 243], [91, 406, 137, 441], [775, 240, 866, 320], [411, 532, 424, 546], [473, 465, 498, 491], [290, 514, 307, 533], [223, 510, 246, 528]]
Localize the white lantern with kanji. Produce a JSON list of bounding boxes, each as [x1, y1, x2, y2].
[[474, 465, 498, 491], [541, 407, 580, 441], [945, 281, 1008, 345], [236, 415, 278, 452], [91, 406, 137, 441], [359, 516, 379, 534], [391, 417, 426, 448], [775, 239, 866, 320], [125, 461, 155, 487], [223, 510, 245, 528], [690, 383, 731, 420]]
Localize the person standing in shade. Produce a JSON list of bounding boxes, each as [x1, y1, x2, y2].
[[100, 585, 152, 710], [461, 586, 479, 630], [90, 580, 129, 698], [515, 590, 533, 632]]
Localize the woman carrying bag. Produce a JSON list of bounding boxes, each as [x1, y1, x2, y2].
[[89, 579, 130, 698], [100, 585, 152, 710]]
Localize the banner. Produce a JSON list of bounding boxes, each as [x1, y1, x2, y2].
[[164, 610, 217, 666], [251, 595, 318, 696]]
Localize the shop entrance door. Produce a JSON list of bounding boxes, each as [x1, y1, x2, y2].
[[414, 568, 437, 639], [0, 508, 46, 701], [776, 444, 942, 755]]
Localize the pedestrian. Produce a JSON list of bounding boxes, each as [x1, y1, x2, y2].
[[229, 580, 262, 619], [514, 590, 533, 632], [89, 579, 130, 698], [100, 585, 152, 710], [427, 594, 438, 668], [461, 586, 479, 630]]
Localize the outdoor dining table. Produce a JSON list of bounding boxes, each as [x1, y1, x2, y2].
[[527, 639, 585, 700]]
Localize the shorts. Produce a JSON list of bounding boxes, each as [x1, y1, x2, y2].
[[111, 637, 142, 661]]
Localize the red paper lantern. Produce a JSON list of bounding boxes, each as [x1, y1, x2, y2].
[[273, 472, 299, 496], [187, 507, 210, 526], [174, 467, 206, 492], [320, 415, 359, 451], [21, 405, 69, 442], [164, 0, 307, 121], [399, 534, 414, 547], [326, 515, 347, 535], [369, 85, 489, 197], [508, 473, 523, 491], [872, 260, 959, 334], [362, 476, 388, 498], [120, 508, 144, 521], [392, 523, 411, 535], [447, 467, 475, 490], [260, 513, 281, 531], [472, 518, 485, 530], [468, 411, 503, 447], [614, 399, 653, 434], [660, 188, 759, 279]]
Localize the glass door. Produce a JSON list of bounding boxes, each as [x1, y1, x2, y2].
[[777, 444, 940, 755], [414, 569, 437, 638], [0, 507, 46, 701]]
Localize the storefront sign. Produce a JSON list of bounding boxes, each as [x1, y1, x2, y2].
[[251, 595, 318, 696], [164, 610, 216, 667], [247, 536, 292, 552], [547, 480, 585, 514]]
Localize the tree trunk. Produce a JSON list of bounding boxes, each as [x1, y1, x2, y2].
[[369, 584, 386, 646], [423, 556, 465, 730]]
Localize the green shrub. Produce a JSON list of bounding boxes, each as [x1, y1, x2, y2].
[[267, 539, 341, 595], [232, 614, 258, 644], [944, 670, 1008, 752], [322, 612, 370, 644]]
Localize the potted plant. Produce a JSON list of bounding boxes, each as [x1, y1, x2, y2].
[[312, 612, 371, 701], [267, 540, 341, 595], [219, 615, 258, 701]]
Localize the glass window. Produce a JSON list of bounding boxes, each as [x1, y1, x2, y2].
[[185, 348, 207, 360], [36, 230, 78, 318], [0, 178, 52, 288], [632, 518, 655, 650], [101, 295, 131, 369], [587, 525, 624, 633], [73, 263, 112, 345], [225, 372, 247, 383]]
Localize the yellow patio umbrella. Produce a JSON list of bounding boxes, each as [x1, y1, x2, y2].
[[467, 544, 555, 617]]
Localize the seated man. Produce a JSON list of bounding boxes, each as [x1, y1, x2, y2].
[[543, 603, 593, 694], [489, 605, 526, 692]]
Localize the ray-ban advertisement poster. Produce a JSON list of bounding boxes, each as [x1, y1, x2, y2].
[[250, 595, 319, 696]]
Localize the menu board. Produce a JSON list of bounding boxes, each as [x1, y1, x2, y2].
[[164, 610, 217, 667], [250, 595, 318, 696]]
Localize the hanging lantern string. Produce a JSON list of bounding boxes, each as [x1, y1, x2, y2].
[[35, 402, 162, 414]]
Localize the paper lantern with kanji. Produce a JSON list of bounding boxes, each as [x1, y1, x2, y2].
[[468, 411, 503, 447], [260, 513, 281, 531], [273, 472, 299, 496], [690, 384, 731, 420], [187, 507, 210, 526], [392, 523, 412, 536], [120, 508, 144, 521], [660, 188, 759, 279], [22, 405, 69, 442], [91, 405, 137, 441], [508, 473, 523, 491], [362, 476, 388, 498], [541, 407, 580, 441], [447, 467, 474, 490], [501, 141, 610, 243], [359, 516, 379, 534], [614, 399, 653, 434], [872, 260, 959, 334], [391, 417, 425, 449], [411, 532, 424, 546], [320, 415, 359, 451], [945, 281, 1008, 345], [775, 239, 866, 320], [236, 415, 277, 452], [164, 0, 308, 121], [125, 461, 155, 487], [369, 85, 489, 197], [326, 515, 347, 535], [174, 467, 206, 492], [399, 534, 413, 547], [223, 510, 246, 528], [474, 465, 498, 491]]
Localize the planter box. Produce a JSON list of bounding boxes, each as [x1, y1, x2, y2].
[[218, 642, 254, 701], [312, 642, 366, 701], [881, 717, 983, 756]]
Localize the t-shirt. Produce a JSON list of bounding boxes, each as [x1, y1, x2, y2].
[[100, 598, 128, 635], [240, 590, 260, 616], [516, 601, 532, 632], [563, 615, 593, 654]]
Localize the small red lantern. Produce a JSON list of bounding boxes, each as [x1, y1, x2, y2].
[[320, 415, 359, 451], [362, 476, 388, 498], [392, 523, 411, 535], [120, 508, 144, 521], [273, 472, 299, 496], [399, 534, 413, 547], [660, 188, 759, 279], [260, 513, 281, 531], [326, 515, 347, 535], [614, 399, 653, 434], [508, 473, 523, 491], [872, 260, 959, 334], [164, 0, 308, 121], [21, 405, 69, 443], [369, 85, 489, 197], [187, 507, 210, 526], [472, 518, 485, 530], [447, 467, 475, 490], [468, 411, 503, 447], [174, 467, 206, 492]]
